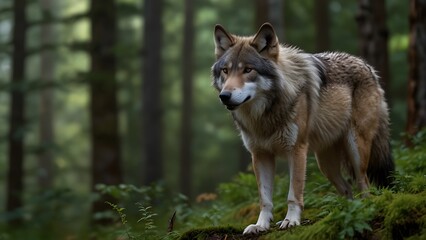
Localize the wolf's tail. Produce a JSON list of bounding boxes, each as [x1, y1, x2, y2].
[[367, 110, 395, 187]]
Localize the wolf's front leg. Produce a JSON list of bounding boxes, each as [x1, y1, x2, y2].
[[243, 152, 275, 235], [278, 147, 307, 229]]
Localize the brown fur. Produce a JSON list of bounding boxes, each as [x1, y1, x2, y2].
[[211, 23, 394, 234]]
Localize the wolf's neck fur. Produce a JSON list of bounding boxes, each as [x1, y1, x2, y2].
[[231, 46, 323, 139]]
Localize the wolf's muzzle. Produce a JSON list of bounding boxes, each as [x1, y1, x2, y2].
[[219, 91, 251, 110], [219, 91, 232, 103], [219, 91, 236, 110]]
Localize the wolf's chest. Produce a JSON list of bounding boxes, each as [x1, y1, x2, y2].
[[234, 116, 299, 153]]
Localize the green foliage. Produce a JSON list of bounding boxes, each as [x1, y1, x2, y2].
[[177, 135, 426, 240], [179, 226, 244, 240], [392, 174, 426, 194], [0, 188, 91, 239], [105, 201, 135, 239], [100, 184, 181, 240], [269, 195, 375, 240], [2, 136, 423, 239], [391, 130, 426, 195], [217, 173, 258, 206], [96, 183, 164, 202], [382, 193, 426, 239], [0, 0, 418, 239], [393, 130, 426, 174], [324, 198, 375, 239], [137, 204, 157, 233], [105, 200, 177, 240]]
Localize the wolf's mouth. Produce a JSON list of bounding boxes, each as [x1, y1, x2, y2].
[[225, 96, 251, 110]]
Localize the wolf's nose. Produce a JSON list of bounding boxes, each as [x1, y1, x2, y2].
[[219, 91, 232, 103]]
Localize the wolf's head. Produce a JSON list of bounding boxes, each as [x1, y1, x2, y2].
[[211, 23, 280, 111]]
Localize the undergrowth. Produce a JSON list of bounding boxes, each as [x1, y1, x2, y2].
[[86, 131, 426, 239], [178, 131, 426, 240], [1, 132, 424, 239]]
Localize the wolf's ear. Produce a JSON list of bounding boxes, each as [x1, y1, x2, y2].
[[251, 23, 279, 59], [214, 25, 234, 59]]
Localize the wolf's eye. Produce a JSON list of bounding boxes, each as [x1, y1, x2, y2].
[[222, 68, 228, 74], [243, 68, 252, 73]]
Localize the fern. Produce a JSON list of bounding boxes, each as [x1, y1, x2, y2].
[[136, 203, 157, 232], [105, 201, 136, 240], [105, 201, 164, 240]]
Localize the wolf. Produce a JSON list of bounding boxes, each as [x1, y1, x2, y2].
[[211, 23, 394, 234]]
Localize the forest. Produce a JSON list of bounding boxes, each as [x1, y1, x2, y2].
[[1, 0, 425, 239]]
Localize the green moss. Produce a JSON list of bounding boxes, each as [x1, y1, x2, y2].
[[407, 175, 426, 193], [259, 220, 338, 240], [179, 226, 250, 240], [383, 192, 426, 239], [234, 203, 258, 224], [176, 136, 426, 240]]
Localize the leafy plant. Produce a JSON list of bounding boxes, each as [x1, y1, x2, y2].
[[96, 183, 164, 203], [106, 201, 137, 240], [393, 130, 426, 174], [105, 201, 165, 240], [326, 199, 375, 239], [137, 204, 157, 233], [99, 183, 183, 240], [217, 173, 258, 206]]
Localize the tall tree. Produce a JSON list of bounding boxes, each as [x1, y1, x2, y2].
[[179, 0, 194, 197], [356, 0, 391, 104], [142, 0, 164, 185], [7, 0, 27, 226], [406, 0, 426, 140], [255, 0, 284, 40], [255, 0, 269, 28], [268, 0, 284, 41], [38, 0, 54, 190], [89, 0, 122, 221], [315, 0, 330, 52]]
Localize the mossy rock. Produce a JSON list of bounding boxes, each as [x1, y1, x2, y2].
[[383, 192, 426, 239], [179, 226, 262, 240]]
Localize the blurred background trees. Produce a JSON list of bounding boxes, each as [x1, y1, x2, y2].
[[142, 0, 163, 186], [356, 0, 391, 103], [406, 0, 426, 144], [89, 0, 123, 223], [6, 0, 27, 226], [0, 0, 422, 234]]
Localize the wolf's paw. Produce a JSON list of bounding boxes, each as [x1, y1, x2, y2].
[[277, 203, 302, 229], [243, 210, 272, 234], [243, 224, 268, 235], [276, 218, 300, 229]]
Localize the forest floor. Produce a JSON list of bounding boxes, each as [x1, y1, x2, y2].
[[1, 133, 425, 240], [176, 134, 426, 240], [178, 186, 425, 240]]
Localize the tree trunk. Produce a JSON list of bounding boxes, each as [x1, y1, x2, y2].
[[142, 0, 164, 185], [179, 0, 194, 197], [89, 0, 122, 223], [406, 0, 426, 142], [38, 0, 54, 190], [315, 0, 330, 52], [356, 0, 391, 104], [268, 0, 285, 41], [255, 0, 284, 41], [7, 0, 27, 226], [255, 0, 269, 29]]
